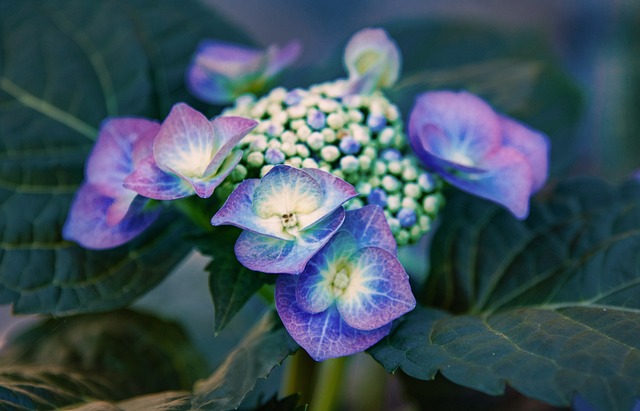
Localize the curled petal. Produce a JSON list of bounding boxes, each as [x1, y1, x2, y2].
[[206, 116, 258, 175], [276, 275, 392, 362], [344, 28, 401, 94], [265, 40, 303, 77], [252, 166, 323, 219], [500, 116, 550, 191], [63, 184, 160, 250]]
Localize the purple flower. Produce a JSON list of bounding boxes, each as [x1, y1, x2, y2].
[[187, 40, 302, 104], [211, 165, 357, 274], [63, 119, 161, 249], [408, 91, 549, 219], [344, 28, 402, 95], [124, 103, 257, 200], [276, 206, 416, 361]]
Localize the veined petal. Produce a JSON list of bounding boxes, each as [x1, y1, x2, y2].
[[344, 28, 401, 93], [63, 183, 159, 250], [153, 103, 215, 179], [188, 150, 243, 198], [234, 208, 345, 275], [276, 275, 392, 362], [500, 115, 550, 192], [252, 166, 323, 219], [211, 179, 293, 240], [205, 116, 257, 176], [296, 231, 358, 314], [336, 247, 415, 331], [296, 168, 358, 229], [124, 155, 194, 200], [340, 205, 396, 254]]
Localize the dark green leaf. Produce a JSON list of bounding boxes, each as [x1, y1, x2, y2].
[[370, 178, 640, 411], [191, 310, 299, 411], [193, 227, 275, 334], [241, 394, 306, 411], [0, 310, 208, 399], [65, 391, 192, 411], [385, 20, 583, 173], [0, 0, 251, 315]]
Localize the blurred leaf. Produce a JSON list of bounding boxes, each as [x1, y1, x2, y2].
[[0, 310, 208, 399], [241, 394, 306, 411], [370, 178, 640, 411], [384, 20, 583, 174], [191, 310, 299, 410], [0, 0, 251, 315], [192, 227, 276, 334]]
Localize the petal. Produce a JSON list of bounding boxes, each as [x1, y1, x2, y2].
[[252, 165, 323, 219], [500, 115, 550, 191], [265, 40, 302, 77], [234, 208, 345, 274], [105, 190, 137, 226], [211, 179, 293, 240], [205, 116, 257, 175], [186, 63, 235, 105], [153, 103, 215, 179], [295, 231, 358, 314], [336, 247, 416, 331], [296, 168, 357, 229], [408, 91, 502, 165], [340, 205, 397, 254], [63, 183, 159, 250], [193, 40, 265, 78], [124, 155, 194, 200], [276, 275, 392, 362], [344, 28, 401, 93], [187, 150, 243, 198], [86, 118, 160, 197]]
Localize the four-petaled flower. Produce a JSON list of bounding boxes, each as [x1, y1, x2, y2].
[[276, 205, 416, 361], [124, 103, 257, 200], [211, 165, 357, 274], [187, 39, 302, 104], [344, 28, 402, 95], [408, 90, 549, 219], [63, 118, 162, 249]]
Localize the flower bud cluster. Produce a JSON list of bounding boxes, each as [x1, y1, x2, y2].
[[221, 80, 444, 244]]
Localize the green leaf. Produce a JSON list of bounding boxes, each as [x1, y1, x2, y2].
[[370, 178, 640, 411], [384, 20, 583, 173], [191, 310, 299, 411], [0, 310, 208, 399], [192, 227, 275, 334], [241, 394, 306, 411], [0, 0, 251, 315]]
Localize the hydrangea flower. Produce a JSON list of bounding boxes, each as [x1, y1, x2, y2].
[[124, 103, 257, 200], [63, 119, 161, 249], [344, 28, 402, 95], [408, 90, 549, 219], [275, 205, 416, 361], [211, 165, 357, 274], [187, 39, 302, 105]]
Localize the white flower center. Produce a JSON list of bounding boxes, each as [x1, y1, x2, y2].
[[331, 268, 351, 296]]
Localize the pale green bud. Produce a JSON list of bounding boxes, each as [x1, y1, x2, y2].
[[340, 155, 359, 173], [403, 183, 421, 198], [381, 175, 400, 193], [387, 160, 402, 175], [285, 156, 303, 168], [260, 165, 274, 177], [247, 151, 265, 168], [308, 132, 325, 150], [374, 160, 387, 176], [327, 112, 345, 129], [356, 182, 372, 196], [301, 158, 319, 169], [387, 194, 401, 212], [358, 154, 372, 171], [295, 144, 310, 158], [296, 124, 312, 141], [322, 128, 337, 143], [320, 145, 341, 162], [281, 141, 297, 156]]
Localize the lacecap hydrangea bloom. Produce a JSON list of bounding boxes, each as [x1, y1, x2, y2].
[[276, 205, 415, 361], [408, 91, 549, 218], [211, 165, 357, 274]]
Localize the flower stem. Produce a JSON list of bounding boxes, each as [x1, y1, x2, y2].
[[281, 350, 317, 406], [309, 356, 347, 411]]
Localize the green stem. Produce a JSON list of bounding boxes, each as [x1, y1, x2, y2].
[[280, 350, 317, 406], [172, 196, 215, 231], [310, 356, 347, 411]]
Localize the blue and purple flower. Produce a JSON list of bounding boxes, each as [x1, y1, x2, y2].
[[63, 119, 162, 249], [408, 90, 549, 219], [211, 165, 357, 274], [187, 39, 302, 104], [275, 205, 416, 361], [124, 103, 257, 200]]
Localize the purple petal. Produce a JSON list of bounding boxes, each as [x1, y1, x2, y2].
[[63, 183, 159, 250], [276, 275, 392, 361], [295, 231, 358, 314], [336, 247, 415, 331], [500, 115, 550, 191], [340, 205, 397, 254], [124, 155, 194, 200], [211, 179, 293, 240], [153, 103, 215, 180], [193, 40, 265, 77], [265, 40, 302, 77], [186, 63, 235, 105], [205, 116, 257, 175], [234, 208, 345, 274], [86, 118, 160, 197], [186, 150, 243, 198], [105, 191, 137, 226], [296, 168, 358, 229], [408, 91, 502, 165]]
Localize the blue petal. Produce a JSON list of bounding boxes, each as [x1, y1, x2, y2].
[[340, 205, 397, 254], [276, 275, 392, 362], [124, 155, 194, 200], [336, 247, 415, 331], [234, 208, 345, 275], [296, 168, 357, 229]]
